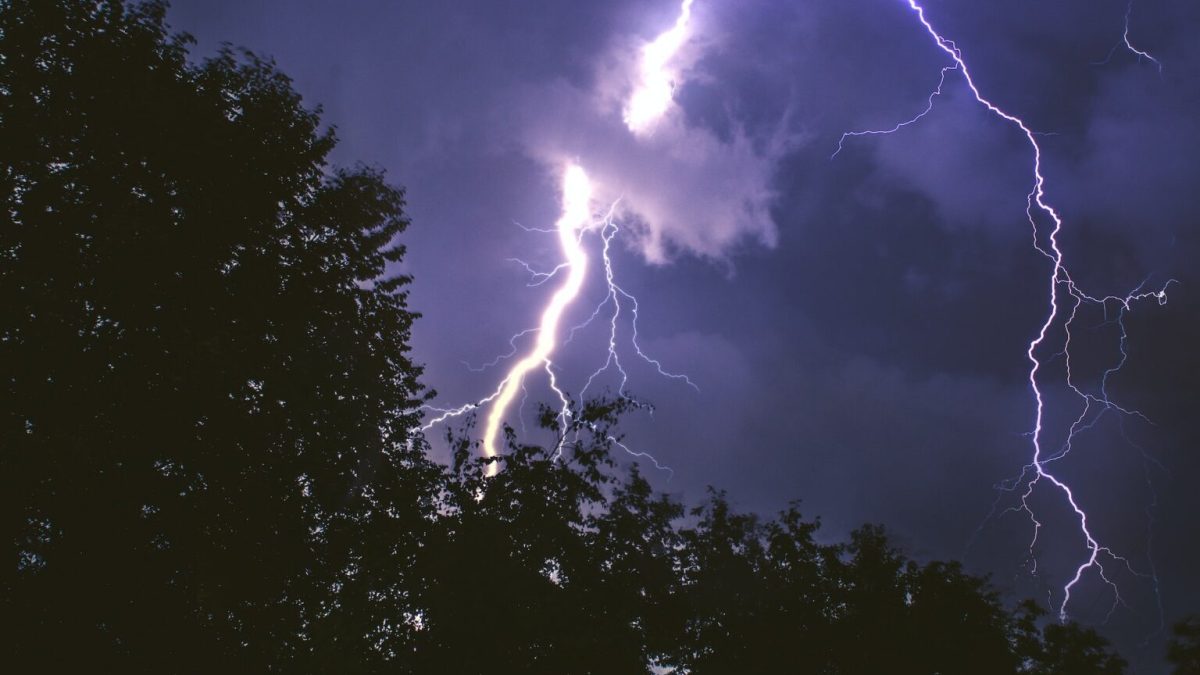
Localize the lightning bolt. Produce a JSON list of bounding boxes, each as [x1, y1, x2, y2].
[[420, 165, 601, 477], [575, 211, 699, 404], [1095, 0, 1163, 73], [838, 0, 1173, 621], [473, 164, 593, 476], [422, 0, 700, 476], [833, 65, 956, 159], [625, 0, 695, 136]]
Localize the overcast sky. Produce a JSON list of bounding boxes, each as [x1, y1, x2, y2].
[[166, 0, 1199, 668]]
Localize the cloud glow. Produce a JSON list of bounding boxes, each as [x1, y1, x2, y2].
[[624, 0, 696, 136]]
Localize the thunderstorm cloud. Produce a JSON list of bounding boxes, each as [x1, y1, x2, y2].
[[513, 0, 796, 264]]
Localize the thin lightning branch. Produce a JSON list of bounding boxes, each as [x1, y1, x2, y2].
[[610, 435, 675, 480], [420, 389, 501, 432], [832, 65, 956, 159], [543, 358, 574, 454], [462, 327, 538, 372], [1121, 3, 1163, 73], [581, 219, 632, 402], [621, 282, 701, 392], [518, 380, 531, 435], [842, 0, 1173, 621], [508, 258, 571, 287], [512, 219, 559, 234], [579, 212, 700, 404], [1095, 1, 1163, 73]]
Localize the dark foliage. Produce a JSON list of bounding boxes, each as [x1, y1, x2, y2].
[[1169, 616, 1200, 675], [1, 2, 1163, 673], [1, 1, 433, 670], [414, 403, 1133, 675]]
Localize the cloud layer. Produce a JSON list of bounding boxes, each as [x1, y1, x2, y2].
[[512, 1, 794, 263]]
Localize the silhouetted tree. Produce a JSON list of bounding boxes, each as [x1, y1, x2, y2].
[[1031, 620, 1128, 675], [902, 561, 1019, 674], [1169, 615, 1200, 675], [408, 400, 681, 675], [1, 1, 432, 670], [671, 489, 775, 672]]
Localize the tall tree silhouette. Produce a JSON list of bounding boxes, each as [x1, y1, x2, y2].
[[1, 1, 432, 670]]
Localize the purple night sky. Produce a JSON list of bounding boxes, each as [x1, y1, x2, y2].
[[166, 0, 1199, 668]]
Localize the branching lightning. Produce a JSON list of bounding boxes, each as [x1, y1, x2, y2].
[[1095, 0, 1163, 74], [575, 212, 699, 404], [836, 0, 1173, 622], [420, 0, 1174, 628], [422, 0, 700, 476], [425, 164, 591, 477]]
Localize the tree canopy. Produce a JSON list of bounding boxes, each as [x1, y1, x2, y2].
[[1169, 616, 1200, 675], [0, 1, 1181, 673], [2, 0, 431, 670]]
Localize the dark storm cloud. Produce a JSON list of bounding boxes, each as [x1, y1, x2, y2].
[[168, 0, 1198, 668]]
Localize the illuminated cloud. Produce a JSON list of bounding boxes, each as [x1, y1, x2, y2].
[[624, 0, 696, 136], [516, 0, 795, 264]]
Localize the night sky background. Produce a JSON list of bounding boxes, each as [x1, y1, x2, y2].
[[167, 0, 1198, 669]]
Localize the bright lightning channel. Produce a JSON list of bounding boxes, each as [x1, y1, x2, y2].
[[838, 0, 1173, 621], [478, 165, 592, 475], [423, 0, 699, 476], [1095, 0, 1163, 73], [625, 0, 695, 135]]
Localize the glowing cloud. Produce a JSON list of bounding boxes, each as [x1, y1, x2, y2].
[[625, 0, 696, 135], [423, 0, 769, 472], [514, 0, 790, 264]]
